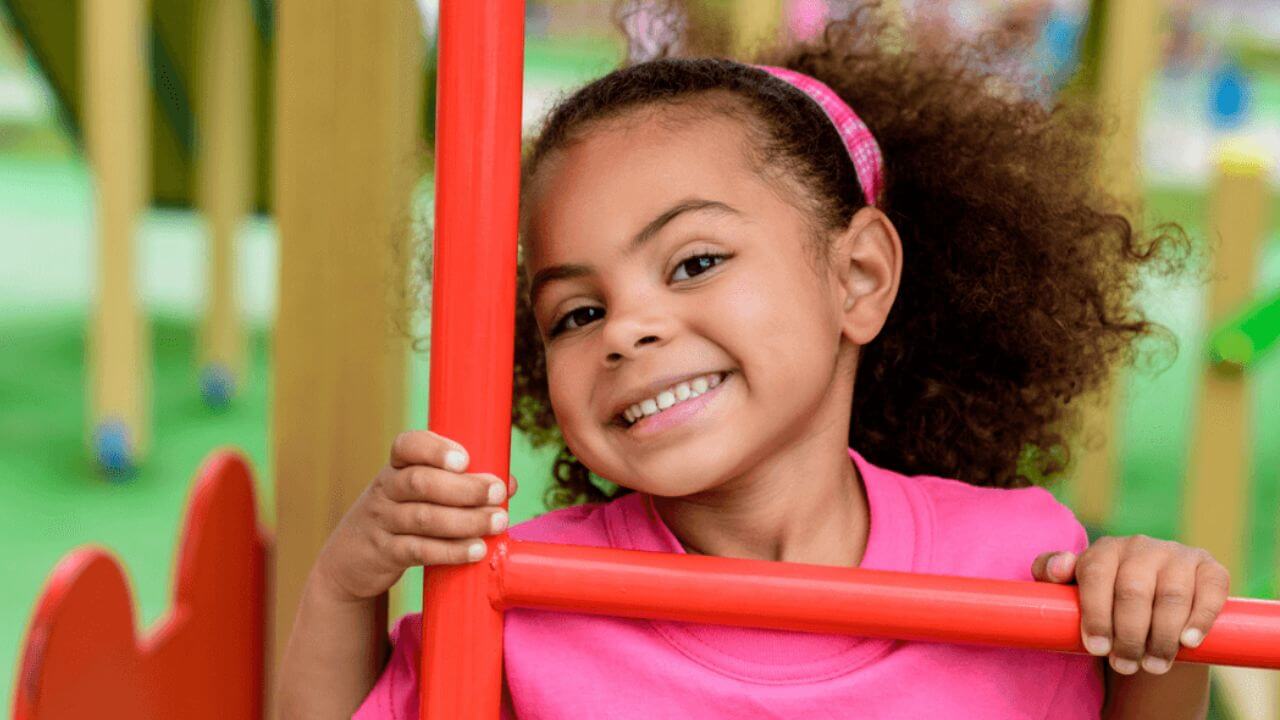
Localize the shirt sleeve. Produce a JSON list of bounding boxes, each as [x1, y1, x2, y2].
[[352, 613, 518, 720], [353, 614, 422, 720]]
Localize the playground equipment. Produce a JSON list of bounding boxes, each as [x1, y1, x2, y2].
[[194, 0, 256, 408], [12, 453, 265, 718], [422, 3, 1280, 718], [11, 1, 1280, 719], [81, 0, 151, 474], [1, 0, 271, 471]]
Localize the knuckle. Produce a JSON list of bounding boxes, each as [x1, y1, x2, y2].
[[408, 467, 433, 497], [391, 431, 414, 458], [1207, 564, 1232, 588], [1075, 561, 1109, 585], [401, 538, 422, 566], [1093, 536, 1120, 551], [1114, 577, 1153, 603], [1154, 585, 1192, 607], [415, 504, 438, 531]]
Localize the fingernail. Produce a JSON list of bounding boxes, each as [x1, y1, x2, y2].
[[490, 511, 508, 534], [1181, 628, 1204, 648], [444, 449, 468, 472], [1050, 553, 1070, 577], [1141, 656, 1170, 675], [467, 541, 487, 562], [1084, 635, 1111, 656], [1111, 657, 1139, 675], [488, 481, 506, 505]]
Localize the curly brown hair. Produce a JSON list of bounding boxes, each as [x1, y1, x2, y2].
[[508, 2, 1192, 510]]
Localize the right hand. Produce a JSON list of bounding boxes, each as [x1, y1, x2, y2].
[[313, 430, 515, 602]]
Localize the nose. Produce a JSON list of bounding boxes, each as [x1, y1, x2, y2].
[[601, 302, 670, 365], [605, 335, 661, 364]]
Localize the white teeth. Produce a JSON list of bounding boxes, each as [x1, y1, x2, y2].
[[622, 372, 727, 426]]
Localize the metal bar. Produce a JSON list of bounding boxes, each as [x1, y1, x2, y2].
[[422, 1, 525, 719], [497, 540, 1280, 670]]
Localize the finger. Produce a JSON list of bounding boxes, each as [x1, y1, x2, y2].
[[384, 467, 506, 507], [509, 473, 519, 498], [389, 430, 468, 472], [385, 534, 490, 566], [385, 501, 508, 539], [1076, 540, 1121, 658], [1032, 551, 1076, 583], [1181, 558, 1230, 649], [1142, 556, 1198, 675], [1109, 544, 1163, 675]]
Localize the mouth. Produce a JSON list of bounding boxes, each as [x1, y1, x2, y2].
[[611, 371, 733, 430]]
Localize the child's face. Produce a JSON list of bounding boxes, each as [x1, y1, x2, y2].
[[524, 109, 861, 497]]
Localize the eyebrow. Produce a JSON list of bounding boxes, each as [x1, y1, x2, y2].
[[528, 199, 739, 307]]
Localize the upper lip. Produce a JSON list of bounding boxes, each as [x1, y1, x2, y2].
[[607, 370, 729, 423]]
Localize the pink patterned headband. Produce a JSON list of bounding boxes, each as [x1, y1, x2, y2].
[[754, 65, 885, 207]]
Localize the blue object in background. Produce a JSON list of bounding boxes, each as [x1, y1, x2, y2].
[[1209, 61, 1252, 130], [200, 362, 237, 408], [93, 418, 135, 479], [1041, 7, 1083, 92]]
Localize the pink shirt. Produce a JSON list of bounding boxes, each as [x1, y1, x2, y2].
[[354, 448, 1104, 719]]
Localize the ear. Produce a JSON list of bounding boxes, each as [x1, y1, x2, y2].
[[830, 207, 902, 346]]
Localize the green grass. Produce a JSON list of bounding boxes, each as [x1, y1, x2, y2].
[[0, 312, 271, 708]]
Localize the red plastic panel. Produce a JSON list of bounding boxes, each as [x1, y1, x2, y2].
[[13, 451, 266, 720]]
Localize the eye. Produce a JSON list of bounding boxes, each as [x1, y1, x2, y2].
[[671, 252, 729, 282], [549, 305, 604, 337]]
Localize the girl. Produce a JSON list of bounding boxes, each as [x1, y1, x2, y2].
[[280, 5, 1229, 718]]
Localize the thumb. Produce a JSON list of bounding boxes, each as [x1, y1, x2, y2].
[[1031, 551, 1077, 583], [508, 473, 519, 498]]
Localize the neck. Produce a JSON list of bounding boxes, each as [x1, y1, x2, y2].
[[649, 433, 869, 569]]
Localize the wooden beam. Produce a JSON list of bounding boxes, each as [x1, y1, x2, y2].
[[195, 0, 255, 406], [1185, 146, 1271, 585], [84, 0, 152, 473], [1071, 0, 1162, 528], [270, 0, 423, 709]]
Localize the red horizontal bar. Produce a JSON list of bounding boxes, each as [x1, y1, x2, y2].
[[494, 540, 1280, 669]]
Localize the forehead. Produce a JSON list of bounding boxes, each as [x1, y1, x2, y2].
[[524, 108, 763, 265]]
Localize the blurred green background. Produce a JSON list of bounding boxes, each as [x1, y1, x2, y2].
[[2, 0, 1280, 715]]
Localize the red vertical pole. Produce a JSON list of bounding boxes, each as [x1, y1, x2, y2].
[[423, 2, 524, 719]]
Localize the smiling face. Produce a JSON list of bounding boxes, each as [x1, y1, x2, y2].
[[523, 105, 866, 498]]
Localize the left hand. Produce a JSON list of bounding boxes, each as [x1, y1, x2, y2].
[[1031, 536, 1230, 676]]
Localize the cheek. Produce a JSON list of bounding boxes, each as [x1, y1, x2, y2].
[[546, 359, 587, 425], [720, 267, 836, 373]]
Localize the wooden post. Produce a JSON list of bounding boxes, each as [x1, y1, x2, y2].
[[1185, 145, 1271, 586], [195, 0, 255, 406], [1071, 0, 1162, 528], [1184, 141, 1276, 720], [270, 0, 423, 710], [84, 0, 152, 474]]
